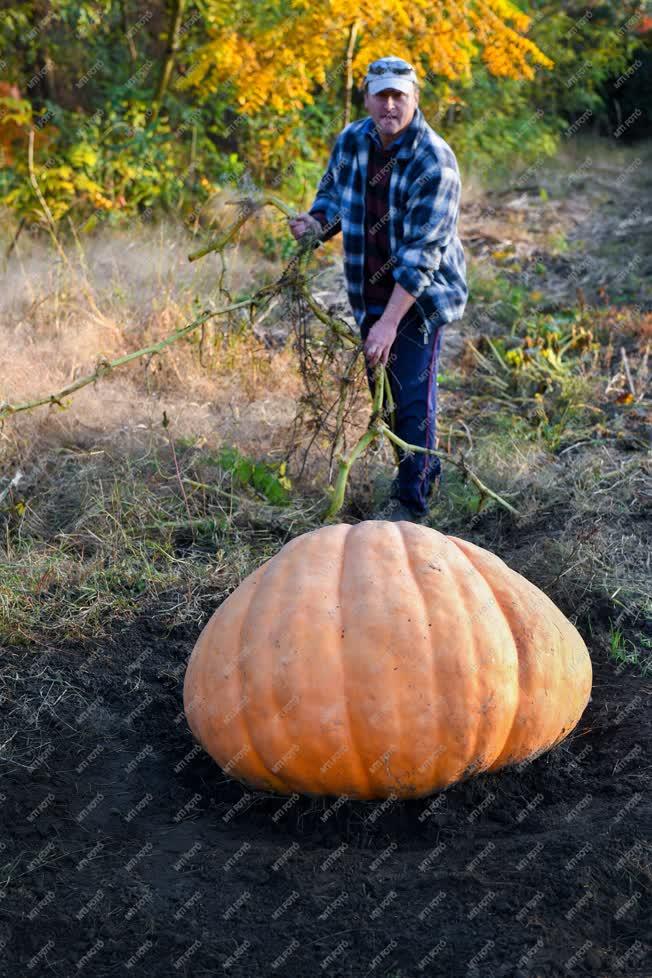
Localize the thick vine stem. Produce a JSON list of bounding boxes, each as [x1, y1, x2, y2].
[[377, 420, 520, 516], [188, 194, 299, 262], [5, 192, 520, 523], [0, 302, 252, 421], [322, 428, 381, 521], [323, 367, 521, 521], [300, 288, 358, 347]]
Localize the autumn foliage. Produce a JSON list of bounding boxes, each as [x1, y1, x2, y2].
[[0, 1, 647, 228], [178, 0, 554, 165]]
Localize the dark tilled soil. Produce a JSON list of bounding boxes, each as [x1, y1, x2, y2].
[[2, 616, 650, 978]]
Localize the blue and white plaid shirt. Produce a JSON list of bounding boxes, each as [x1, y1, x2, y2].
[[309, 106, 468, 335]]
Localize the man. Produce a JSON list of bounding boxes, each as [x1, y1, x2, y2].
[[289, 56, 468, 522]]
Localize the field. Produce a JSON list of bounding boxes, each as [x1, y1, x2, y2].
[[1, 138, 650, 977]]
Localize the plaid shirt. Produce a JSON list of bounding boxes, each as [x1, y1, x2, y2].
[[309, 106, 468, 335]]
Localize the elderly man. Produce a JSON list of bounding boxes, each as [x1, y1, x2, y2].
[[289, 56, 468, 522]]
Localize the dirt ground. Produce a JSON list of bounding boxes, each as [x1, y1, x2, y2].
[[2, 144, 651, 977], [3, 618, 650, 977]]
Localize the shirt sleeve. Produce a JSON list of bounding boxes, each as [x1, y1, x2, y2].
[[310, 209, 342, 244], [307, 138, 344, 247], [392, 162, 462, 299]]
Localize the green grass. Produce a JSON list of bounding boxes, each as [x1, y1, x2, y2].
[[608, 620, 652, 677], [0, 442, 320, 647], [466, 265, 532, 330]]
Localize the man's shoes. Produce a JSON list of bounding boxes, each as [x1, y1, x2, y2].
[[372, 499, 428, 524], [386, 501, 428, 524], [369, 469, 442, 523]]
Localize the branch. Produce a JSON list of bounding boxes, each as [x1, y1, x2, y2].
[[27, 128, 67, 264], [151, 0, 187, 125], [188, 194, 299, 262]]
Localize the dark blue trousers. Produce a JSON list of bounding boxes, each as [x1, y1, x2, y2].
[[360, 305, 445, 515]]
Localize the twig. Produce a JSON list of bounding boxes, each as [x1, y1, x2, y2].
[[484, 336, 512, 375], [3, 216, 26, 266], [163, 412, 193, 523], [0, 470, 24, 505], [182, 477, 236, 503], [27, 128, 67, 264], [379, 422, 520, 516], [620, 346, 636, 400]]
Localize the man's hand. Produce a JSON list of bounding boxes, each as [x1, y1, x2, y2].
[[288, 212, 322, 241], [363, 316, 399, 368]]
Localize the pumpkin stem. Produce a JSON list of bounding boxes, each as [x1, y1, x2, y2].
[[322, 428, 381, 522]]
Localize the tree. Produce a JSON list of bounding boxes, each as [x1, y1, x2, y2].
[[176, 0, 554, 168]]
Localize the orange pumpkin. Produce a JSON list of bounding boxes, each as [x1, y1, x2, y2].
[[183, 521, 592, 800]]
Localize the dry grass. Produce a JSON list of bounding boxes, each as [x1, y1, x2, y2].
[[1, 215, 303, 462], [0, 151, 650, 673], [0, 436, 330, 647], [0, 212, 334, 646]]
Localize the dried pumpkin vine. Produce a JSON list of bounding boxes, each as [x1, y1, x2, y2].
[[0, 195, 519, 521]]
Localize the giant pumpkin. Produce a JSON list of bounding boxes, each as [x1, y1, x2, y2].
[[183, 521, 592, 800]]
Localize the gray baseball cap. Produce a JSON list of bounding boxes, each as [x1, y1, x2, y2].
[[363, 56, 418, 95]]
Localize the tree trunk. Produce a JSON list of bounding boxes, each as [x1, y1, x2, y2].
[[35, 46, 55, 101], [343, 19, 360, 128], [118, 0, 138, 65], [151, 0, 187, 125]]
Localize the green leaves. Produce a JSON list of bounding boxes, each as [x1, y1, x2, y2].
[[217, 445, 292, 505]]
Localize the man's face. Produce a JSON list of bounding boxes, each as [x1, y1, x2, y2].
[[363, 84, 418, 144]]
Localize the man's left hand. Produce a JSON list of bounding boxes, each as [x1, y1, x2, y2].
[[363, 317, 398, 368]]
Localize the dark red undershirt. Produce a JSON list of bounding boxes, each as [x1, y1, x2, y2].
[[311, 127, 403, 316]]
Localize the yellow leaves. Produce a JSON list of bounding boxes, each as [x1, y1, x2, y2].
[[505, 348, 524, 369], [470, 0, 554, 80], [175, 43, 218, 93], [74, 173, 101, 192], [68, 143, 99, 170], [482, 0, 531, 34], [38, 165, 75, 196], [540, 346, 562, 369], [90, 192, 114, 211], [278, 461, 292, 491], [177, 0, 553, 169], [0, 93, 33, 127]]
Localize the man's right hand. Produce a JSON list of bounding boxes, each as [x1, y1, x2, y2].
[[288, 212, 322, 241]]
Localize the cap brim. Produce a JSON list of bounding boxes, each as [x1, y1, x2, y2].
[[366, 75, 414, 96]]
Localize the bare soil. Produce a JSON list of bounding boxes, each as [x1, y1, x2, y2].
[[3, 617, 650, 977]]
